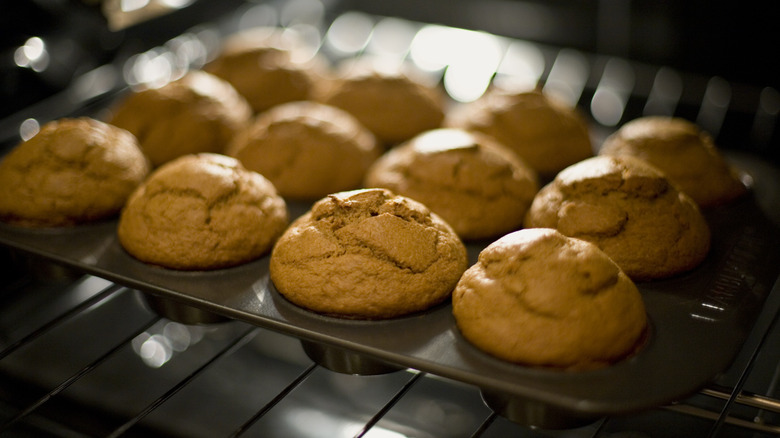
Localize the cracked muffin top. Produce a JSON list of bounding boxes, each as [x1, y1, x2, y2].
[[599, 116, 748, 207], [269, 188, 468, 319], [0, 117, 150, 227], [364, 128, 539, 240], [117, 153, 288, 270], [452, 228, 647, 370], [524, 155, 711, 281]]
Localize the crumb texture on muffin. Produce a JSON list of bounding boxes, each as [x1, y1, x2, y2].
[[524, 155, 710, 280], [228, 101, 380, 200], [118, 153, 288, 270], [320, 59, 445, 146], [109, 71, 252, 167], [599, 116, 747, 207], [445, 87, 593, 178], [205, 27, 325, 113], [452, 228, 647, 370], [0, 117, 150, 227], [365, 128, 539, 240], [270, 188, 468, 319]]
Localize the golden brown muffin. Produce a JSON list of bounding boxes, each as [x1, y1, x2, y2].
[[319, 58, 446, 146], [0, 117, 150, 227], [269, 188, 468, 319], [364, 128, 539, 240], [452, 228, 647, 370], [228, 101, 381, 200], [524, 155, 710, 281], [445, 87, 593, 178], [118, 153, 288, 270], [108, 70, 252, 167], [599, 116, 748, 207], [204, 27, 326, 113]]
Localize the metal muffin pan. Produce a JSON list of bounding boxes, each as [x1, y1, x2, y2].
[[1, 151, 779, 427]]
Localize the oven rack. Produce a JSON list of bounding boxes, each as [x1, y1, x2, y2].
[[0, 264, 779, 437]]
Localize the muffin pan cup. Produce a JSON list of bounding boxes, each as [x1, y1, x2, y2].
[[1, 153, 779, 425]]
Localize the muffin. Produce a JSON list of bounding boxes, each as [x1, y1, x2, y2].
[[364, 128, 539, 240], [205, 27, 325, 113], [269, 188, 468, 319], [599, 116, 748, 207], [319, 58, 446, 146], [118, 153, 288, 270], [228, 101, 381, 200], [445, 87, 593, 178], [524, 155, 710, 281], [452, 228, 647, 370], [109, 70, 252, 167], [0, 117, 150, 227]]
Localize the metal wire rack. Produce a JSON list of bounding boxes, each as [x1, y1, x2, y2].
[[0, 255, 779, 437]]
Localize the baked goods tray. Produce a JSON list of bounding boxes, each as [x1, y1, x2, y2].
[[1, 149, 779, 424]]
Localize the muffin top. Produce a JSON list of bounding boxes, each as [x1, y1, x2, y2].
[[445, 87, 593, 178], [109, 70, 252, 167], [599, 116, 747, 207], [205, 27, 325, 113], [0, 117, 150, 227], [524, 155, 711, 280], [320, 58, 446, 146], [453, 228, 647, 370], [269, 188, 468, 319], [365, 128, 539, 240], [118, 153, 288, 270], [228, 101, 380, 200]]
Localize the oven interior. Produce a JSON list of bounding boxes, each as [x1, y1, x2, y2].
[[1, 1, 780, 437]]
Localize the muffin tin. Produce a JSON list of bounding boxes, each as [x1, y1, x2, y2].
[[1, 151, 779, 428]]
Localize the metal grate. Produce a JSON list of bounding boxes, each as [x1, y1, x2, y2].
[[0, 257, 779, 437], [2, 2, 780, 437]]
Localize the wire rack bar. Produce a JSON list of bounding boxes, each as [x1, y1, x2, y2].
[[106, 325, 259, 438], [229, 362, 319, 438], [0, 315, 161, 433], [708, 295, 780, 437], [702, 386, 780, 415], [352, 371, 426, 438], [470, 412, 497, 438], [664, 404, 780, 436], [0, 283, 124, 361]]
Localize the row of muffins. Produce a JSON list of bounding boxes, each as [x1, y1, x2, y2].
[[0, 26, 749, 372]]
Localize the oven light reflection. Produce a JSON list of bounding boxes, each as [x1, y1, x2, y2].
[[14, 37, 50, 73], [324, 12, 374, 56], [367, 17, 417, 59], [543, 48, 588, 106], [443, 32, 503, 103], [285, 407, 406, 438], [701, 302, 725, 312], [590, 58, 634, 126], [19, 118, 40, 141], [132, 321, 206, 368], [493, 40, 545, 91], [644, 67, 683, 116], [408, 25, 454, 72], [121, 0, 149, 12], [410, 25, 503, 102]]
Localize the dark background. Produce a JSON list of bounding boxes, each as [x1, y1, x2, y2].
[[2, 0, 777, 117]]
